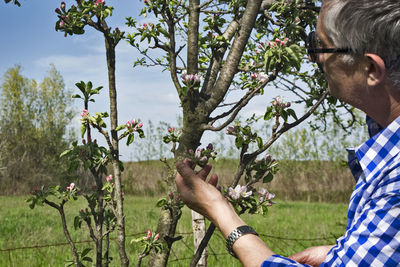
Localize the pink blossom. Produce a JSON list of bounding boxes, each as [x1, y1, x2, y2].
[[143, 23, 147, 29], [106, 175, 113, 182], [70, 183, 75, 189], [195, 148, 202, 158], [122, 192, 125, 196], [256, 72, 268, 83], [228, 185, 251, 200], [269, 41, 277, 48], [66, 186, 70, 191], [94, 0, 105, 6], [199, 156, 208, 162], [188, 149, 194, 154], [80, 109, 88, 117], [226, 125, 237, 135], [59, 21, 66, 27], [137, 122, 143, 128], [154, 233, 160, 240], [250, 73, 258, 79], [181, 71, 201, 83], [168, 127, 174, 133], [144, 230, 152, 240]]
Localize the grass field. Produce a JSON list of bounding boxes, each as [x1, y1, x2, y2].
[[0, 196, 348, 266]]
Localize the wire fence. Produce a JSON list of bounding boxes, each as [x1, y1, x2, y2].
[[0, 231, 342, 266]]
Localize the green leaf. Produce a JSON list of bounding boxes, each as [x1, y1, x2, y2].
[[81, 124, 87, 138], [156, 198, 167, 207], [280, 110, 288, 122], [74, 216, 82, 230], [256, 137, 263, 149], [235, 137, 244, 149], [126, 134, 134, 145], [115, 125, 126, 131], [81, 248, 92, 257], [287, 108, 298, 120], [264, 106, 274, 121], [82, 257, 92, 262], [72, 94, 82, 99], [263, 172, 274, 183], [60, 149, 71, 158]]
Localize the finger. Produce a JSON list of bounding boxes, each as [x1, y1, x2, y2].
[[197, 164, 212, 181], [208, 174, 218, 187], [176, 159, 196, 184]]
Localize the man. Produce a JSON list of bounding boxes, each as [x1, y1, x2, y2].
[[176, 0, 400, 266]]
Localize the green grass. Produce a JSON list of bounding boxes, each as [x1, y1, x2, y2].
[[0, 196, 348, 266]]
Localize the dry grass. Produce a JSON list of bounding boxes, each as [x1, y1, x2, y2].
[[122, 159, 355, 202]]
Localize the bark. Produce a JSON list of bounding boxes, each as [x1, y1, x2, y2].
[[187, 0, 200, 74], [45, 200, 79, 267], [105, 35, 129, 266]]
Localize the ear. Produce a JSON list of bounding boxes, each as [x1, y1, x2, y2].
[[365, 53, 386, 87]]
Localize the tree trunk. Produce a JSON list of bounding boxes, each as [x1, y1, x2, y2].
[[105, 36, 129, 267]]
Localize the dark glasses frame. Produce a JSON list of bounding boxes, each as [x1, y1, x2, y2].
[[306, 31, 352, 63]]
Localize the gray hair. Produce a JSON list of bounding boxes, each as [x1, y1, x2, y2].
[[321, 0, 400, 86]]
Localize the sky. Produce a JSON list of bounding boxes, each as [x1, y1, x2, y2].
[[0, 0, 301, 159]]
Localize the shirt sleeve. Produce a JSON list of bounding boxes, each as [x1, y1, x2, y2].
[[261, 255, 312, 266], [261, 194, 400, 267], [321, 192, 400, 266]]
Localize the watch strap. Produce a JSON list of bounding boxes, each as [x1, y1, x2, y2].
[[226, 225, 258, 258]]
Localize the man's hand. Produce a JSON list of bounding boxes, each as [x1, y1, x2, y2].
[[175, 158, 223, 220], [288, 245, 334, 267]]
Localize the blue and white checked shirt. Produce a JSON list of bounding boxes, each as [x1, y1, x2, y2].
[[262, 116, 400, 266]]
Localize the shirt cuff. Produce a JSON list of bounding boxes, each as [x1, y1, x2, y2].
[[261, 255, 312, 267]]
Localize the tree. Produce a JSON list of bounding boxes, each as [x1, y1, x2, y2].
[[0, 65, 75, 193], [127, 0, 359, 266]]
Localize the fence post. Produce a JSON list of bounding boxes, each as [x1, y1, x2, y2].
[[191, 210, 208, 267]]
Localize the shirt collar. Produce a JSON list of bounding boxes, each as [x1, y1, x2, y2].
[[349, 116, 400, 182]]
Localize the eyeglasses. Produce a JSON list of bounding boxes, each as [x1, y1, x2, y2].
[[306, 31, 352, 63]]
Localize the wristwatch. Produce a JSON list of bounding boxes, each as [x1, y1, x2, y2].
[[226, 225, 259, 258]]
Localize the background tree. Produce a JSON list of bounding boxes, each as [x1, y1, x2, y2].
[[127, 0, 361, 266], [0, 65, 75, 194]]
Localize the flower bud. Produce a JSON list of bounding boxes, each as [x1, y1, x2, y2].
[[154, 233, 160, 240], [207, 143, 213, 151], [146, 230, 152, 240], [60, 2, 66, 10], [200, 156, 208, 162]]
